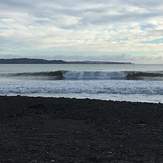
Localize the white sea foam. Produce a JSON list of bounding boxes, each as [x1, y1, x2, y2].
[[0, 78, 163, 103], [63, 71, 127, 80], [0, 64, 163, 103]]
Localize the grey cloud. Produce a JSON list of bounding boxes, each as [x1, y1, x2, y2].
[[140, 24, 157, 31], [124, 0, 163, 7], [0, 0, 163, 63], [80, 11, 162, 26], [0, 0, 162, 29]]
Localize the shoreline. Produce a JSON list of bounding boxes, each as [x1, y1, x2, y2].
[[0, 95, 163, 162], [1, 95, 162, 104]]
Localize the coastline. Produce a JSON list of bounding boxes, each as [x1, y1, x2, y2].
[[0, 96, 163, 162], [0, 58, 132, 64]]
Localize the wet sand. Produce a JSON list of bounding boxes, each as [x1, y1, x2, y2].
[[0, 96, 163, 162]]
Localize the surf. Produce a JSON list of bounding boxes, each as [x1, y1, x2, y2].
[[3, 70, 163, 81]]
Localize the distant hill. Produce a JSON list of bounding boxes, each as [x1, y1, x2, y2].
[[0, 58, 132, 64], [0, 58, 65, 64]]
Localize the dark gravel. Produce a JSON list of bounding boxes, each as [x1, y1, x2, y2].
[[0, 96, 163, 163]]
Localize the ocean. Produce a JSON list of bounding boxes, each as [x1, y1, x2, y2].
[[0, 64, 163, 103]]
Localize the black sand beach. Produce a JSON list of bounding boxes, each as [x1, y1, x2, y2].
[[0, 96, 163, 162]]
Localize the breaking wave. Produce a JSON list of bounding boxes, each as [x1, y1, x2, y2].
[[5, 70, 163, 81]]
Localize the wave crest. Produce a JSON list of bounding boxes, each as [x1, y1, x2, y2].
[[5, 71, 163, 81]]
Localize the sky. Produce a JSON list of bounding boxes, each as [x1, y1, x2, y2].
[[0, 0, 163, 63]]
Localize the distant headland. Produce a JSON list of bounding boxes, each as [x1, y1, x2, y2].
[[0, 58, 132, 64]]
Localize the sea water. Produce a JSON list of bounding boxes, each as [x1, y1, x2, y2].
[[0, 64, 163, 103]]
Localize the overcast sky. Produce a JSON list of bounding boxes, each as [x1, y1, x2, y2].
[[0, 0, 163, 63]]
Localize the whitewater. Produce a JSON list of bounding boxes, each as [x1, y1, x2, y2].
[[0, 64, 163, 103]]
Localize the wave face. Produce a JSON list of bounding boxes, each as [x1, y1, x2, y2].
[[6, 70, 163, 81], [63, 71, 127, 80]]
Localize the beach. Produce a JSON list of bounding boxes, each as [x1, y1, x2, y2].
[[0, 96, 163, 162]]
